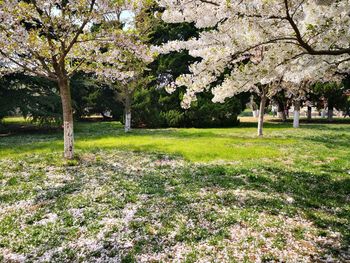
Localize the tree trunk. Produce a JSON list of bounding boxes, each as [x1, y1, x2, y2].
[[58, 77, 74, 159], [258, 90, 267, 137], [277, 103, 287, 122], [253, 110, 260, 118], [285, 108, 289, 119], [125, 111, 131, 132], [307, 106, 312, 121], [293, 100, 300, 128], [250, 96, 258, 118], [124, 95, 132, 133], [328, 106, 333, 122], [278, 110, 287, 122]]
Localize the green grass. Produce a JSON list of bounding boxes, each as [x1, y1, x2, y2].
[[0, 119, 325, 162], [0, 118, 349, 262]]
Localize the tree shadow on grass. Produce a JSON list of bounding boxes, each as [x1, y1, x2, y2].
[[303, 133, 350, 149], [0, 141, 63, 159], [0, 122, 61, 137], [130, 164, 350, 260], [301, 124, 350, 132], [34, 174, 83, 204], [270, 118, 350, 125], [2, 152, 349, 261], [239, 121, 291, 129]]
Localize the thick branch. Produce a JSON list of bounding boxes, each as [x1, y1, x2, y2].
[[284, 0, 350, 56], [198, 0, 219, 6], [60, 0, 97, 63]]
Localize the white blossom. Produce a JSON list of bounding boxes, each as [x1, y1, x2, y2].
[[157, 0, 350, 106]]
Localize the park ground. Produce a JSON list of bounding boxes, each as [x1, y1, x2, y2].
[[0, 117, 349, 262]]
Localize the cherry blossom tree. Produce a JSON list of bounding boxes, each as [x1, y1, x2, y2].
[[156, 0, 350, 135], [0, 0, 135, 159], [89, 8, 154, 132], [280, 80, 310, 128], [118, 71, 152, 133], [93, 39, 153, 132]]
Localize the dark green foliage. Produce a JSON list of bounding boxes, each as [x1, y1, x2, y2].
[[341, 75, 350, 116], [130, 15, 245, 128], [272, 91, 289, 113], [0, 72, 125, 123], [132, 86, 243, 128], [70, 73, 123, 120], [0, 73, 61, 124], [312, 82, 348, 111], [182, 94, 242, 128], [160, 110, 185, 127], [132, 86, 164, 128]]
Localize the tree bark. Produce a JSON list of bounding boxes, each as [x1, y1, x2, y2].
[[253, 110, 260, 118], [58, 77, 74, 159], [278, 110, 287, 122], [252, 110, 258, 118], [293, 100, 300, 128], [277, 103, 286, 122], [250, 96, 259, 118], [124, 95, 132, 133], [258, 89, 267, 137], [307, 106, 312, 121], [125, 111, 131, 132], [328, 106, 334, 122]]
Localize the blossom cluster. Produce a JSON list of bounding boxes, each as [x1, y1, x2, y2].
[[0, 0, 152, 83], [156, 0, 350, 106]]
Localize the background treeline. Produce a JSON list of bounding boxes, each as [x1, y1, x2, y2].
[[1, 7, 350, 128]]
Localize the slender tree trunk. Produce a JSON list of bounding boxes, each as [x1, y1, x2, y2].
[[277, 103, 286, 122], [58, 77, 74, 159], [124, 95, 132, 133], [328, 106, 334, 122], [125, 111, 131, 132], [307, 106, 312, 121], [285, 108, 290, 119], [293, 100, 300, 128], [250, 95, 258, 118], [258, 90, 267, 137], [278, 110, 287, 122]]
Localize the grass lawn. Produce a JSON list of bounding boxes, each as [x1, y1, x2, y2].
[[0, 117, 349, 262]]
